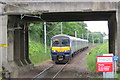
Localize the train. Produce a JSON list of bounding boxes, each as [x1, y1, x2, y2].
[[50, 34, 89, 64]]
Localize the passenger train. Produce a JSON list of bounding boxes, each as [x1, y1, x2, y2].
[[50, 34, 88, 64]]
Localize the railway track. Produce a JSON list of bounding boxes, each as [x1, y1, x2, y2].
[[33, 62, 68, 79]]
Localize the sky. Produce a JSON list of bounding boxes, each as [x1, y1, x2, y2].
[[84, 21, 108, 34]]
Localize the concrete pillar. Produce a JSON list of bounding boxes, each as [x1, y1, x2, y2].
[[108, 13, 117, 55], [25, 23, 31, 64], [117, 2, 120, 67], [0, 4, 13, 74], [14, 22, 32, 66], [0, 15, 7, 64], [7, 16, 19, 78], [7, 16, 33, 78], [0, 4, 3, 72], [0, 14, 8, 67], [14, 29, 24, 66], [7, 16, 17, 62], [8, 30, 14, 61], [20, 24, 28, 65]]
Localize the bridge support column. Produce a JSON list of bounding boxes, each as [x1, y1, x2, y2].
[[0, 4, 13, 77], [108, 13, 117, 55], [8, 25, 19, 77], [0, 3, 4, 74], [14, 29, 24, 66], [20, 24, 28, 65], [7, 16, 33, 78], [0, 6, 8, 65], [19, 23, 32, 65], [24, 23, 32, 64], [117, 2, 120, 69]]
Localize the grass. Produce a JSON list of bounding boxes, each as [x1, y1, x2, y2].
[[119, 74, 120, 78], [114, 73, 120, 78], [87, 42, 109, 72], [0, 68, 2, 79], [87, 42, 120, 79], [29, 40, 51, 66]]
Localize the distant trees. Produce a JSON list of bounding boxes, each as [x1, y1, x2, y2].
[[88, 32, 104, 43], [29, 22, 106, 46]]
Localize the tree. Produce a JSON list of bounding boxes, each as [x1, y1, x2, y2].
[[29, 21, 91, 46]]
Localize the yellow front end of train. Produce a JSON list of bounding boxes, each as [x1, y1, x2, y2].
[[51, 47, 70, 52], [51, 36, 71, 63]]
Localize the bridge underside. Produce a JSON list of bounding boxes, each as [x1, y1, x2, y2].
[[34, 11, 115, 21], [1, 1, 120, 78]]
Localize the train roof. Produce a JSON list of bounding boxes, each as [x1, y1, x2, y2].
[[51, 34, 88, 42]]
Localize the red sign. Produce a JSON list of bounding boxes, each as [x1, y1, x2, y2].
[[96, 56, 113, 72]]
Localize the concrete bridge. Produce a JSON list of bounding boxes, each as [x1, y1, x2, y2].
[[0, 0, 120, 78]]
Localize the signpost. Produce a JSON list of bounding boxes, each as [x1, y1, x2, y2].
[[96, 55, 114, 78], [97, 54, 119, 79], [113, 56, 119, 75], [113, 56, 119, 61], [97, 56, 113, 72]]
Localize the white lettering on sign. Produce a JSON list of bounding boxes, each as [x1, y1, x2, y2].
[[104, 66, 110, 71], [98, 64, 104, 71], [97, 57, 113, 62], [103, 54, 113, 56]]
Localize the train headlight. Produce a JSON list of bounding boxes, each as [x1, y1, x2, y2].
[[52, 50, 56, 52], [64, 50, 69, 52]]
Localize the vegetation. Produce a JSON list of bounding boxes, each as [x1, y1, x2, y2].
[[87, 42, 109, 72], [115, 74, 120, 78], [118, 74, 120, 78], [29, 40, 51, 65], [88, 32, 106, 43], [29, 22, 91, 45]]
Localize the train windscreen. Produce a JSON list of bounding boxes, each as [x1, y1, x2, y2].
[[52, 38, 70, 47]]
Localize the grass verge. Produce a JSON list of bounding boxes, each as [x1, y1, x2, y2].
[[118, 74, 120, 78], [29, 40, 51, 66], [87, 42, 109, 72]]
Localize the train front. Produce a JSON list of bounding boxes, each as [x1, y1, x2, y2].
[[51, 36, 71, 63]]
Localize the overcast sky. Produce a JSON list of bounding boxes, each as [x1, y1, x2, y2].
[[84, 21, 108, 34]]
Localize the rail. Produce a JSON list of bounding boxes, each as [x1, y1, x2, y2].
[[32, 64, 55, 79], [33, 62, 68, 79]]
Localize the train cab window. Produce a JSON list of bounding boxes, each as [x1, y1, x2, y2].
[[52, 38, 70, 46], [61, 39, 70, 46], [52, 40, 60, 46]]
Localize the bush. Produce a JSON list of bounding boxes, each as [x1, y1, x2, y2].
[[29, 40, 51, 65]]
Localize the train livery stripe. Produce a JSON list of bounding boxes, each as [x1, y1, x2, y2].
[[52, 47, 70, 52], [0, 44, 8, 47]]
